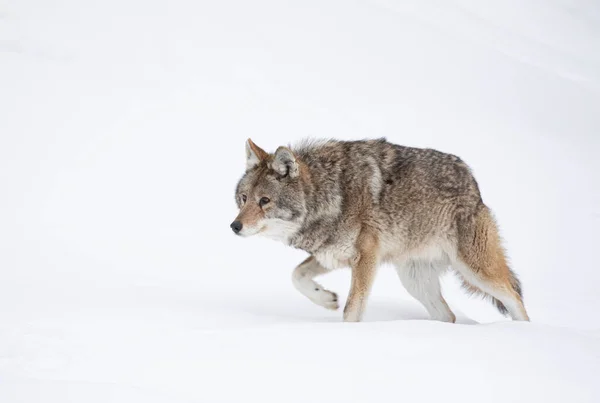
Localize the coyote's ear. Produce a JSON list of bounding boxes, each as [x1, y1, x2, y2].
[[245, 138, 268, 170], [271, 146, 299, 178]]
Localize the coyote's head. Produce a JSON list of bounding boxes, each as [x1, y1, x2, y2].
[[231, 139, 306, 243]]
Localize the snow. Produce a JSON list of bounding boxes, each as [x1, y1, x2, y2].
[[1, 0, 599, 402]]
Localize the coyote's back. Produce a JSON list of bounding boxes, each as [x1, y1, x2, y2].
[[232, 138, 529, 322]]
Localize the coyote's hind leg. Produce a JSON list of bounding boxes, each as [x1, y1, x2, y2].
[[396, 260, 456, 323]]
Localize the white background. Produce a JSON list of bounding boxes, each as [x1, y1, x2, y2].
[[1, 0, 599, 402]]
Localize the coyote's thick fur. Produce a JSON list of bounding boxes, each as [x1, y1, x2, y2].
[[231, 138, 529, 322]]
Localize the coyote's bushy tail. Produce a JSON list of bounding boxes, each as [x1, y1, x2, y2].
[[456, 203, 529, 320], [459, 274, 522, 317]]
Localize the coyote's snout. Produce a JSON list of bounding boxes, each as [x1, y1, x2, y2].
[[230, 220, 242, 234], [232, 138, 530, 323]]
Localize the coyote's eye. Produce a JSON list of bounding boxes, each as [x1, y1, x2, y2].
[[241, 194, 247, 203], [259, 197, 270, 207]]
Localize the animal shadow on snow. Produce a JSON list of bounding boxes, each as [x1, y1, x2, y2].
[[240, 297, 479, 325]]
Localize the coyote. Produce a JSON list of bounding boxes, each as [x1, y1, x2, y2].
[[231, 138, 529, 323]]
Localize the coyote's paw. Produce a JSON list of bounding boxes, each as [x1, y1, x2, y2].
[[310, 289, 339, 311]]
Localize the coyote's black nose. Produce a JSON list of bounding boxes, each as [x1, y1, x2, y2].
[[230, 221, 243, 234]]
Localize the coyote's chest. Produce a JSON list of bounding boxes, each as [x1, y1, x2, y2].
[[314, 244, 357, 270]]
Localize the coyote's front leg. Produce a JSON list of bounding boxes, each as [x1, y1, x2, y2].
[[343, 229, 379, 322], [292, 256, 339, 310]]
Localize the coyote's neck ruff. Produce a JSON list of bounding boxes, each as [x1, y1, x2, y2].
[[232, 138, 529, 323]]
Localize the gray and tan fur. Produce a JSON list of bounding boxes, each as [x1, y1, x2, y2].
[[231, 138, 529, 323]]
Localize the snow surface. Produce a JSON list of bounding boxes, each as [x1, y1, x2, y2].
[[1, 0, 600, 402]]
